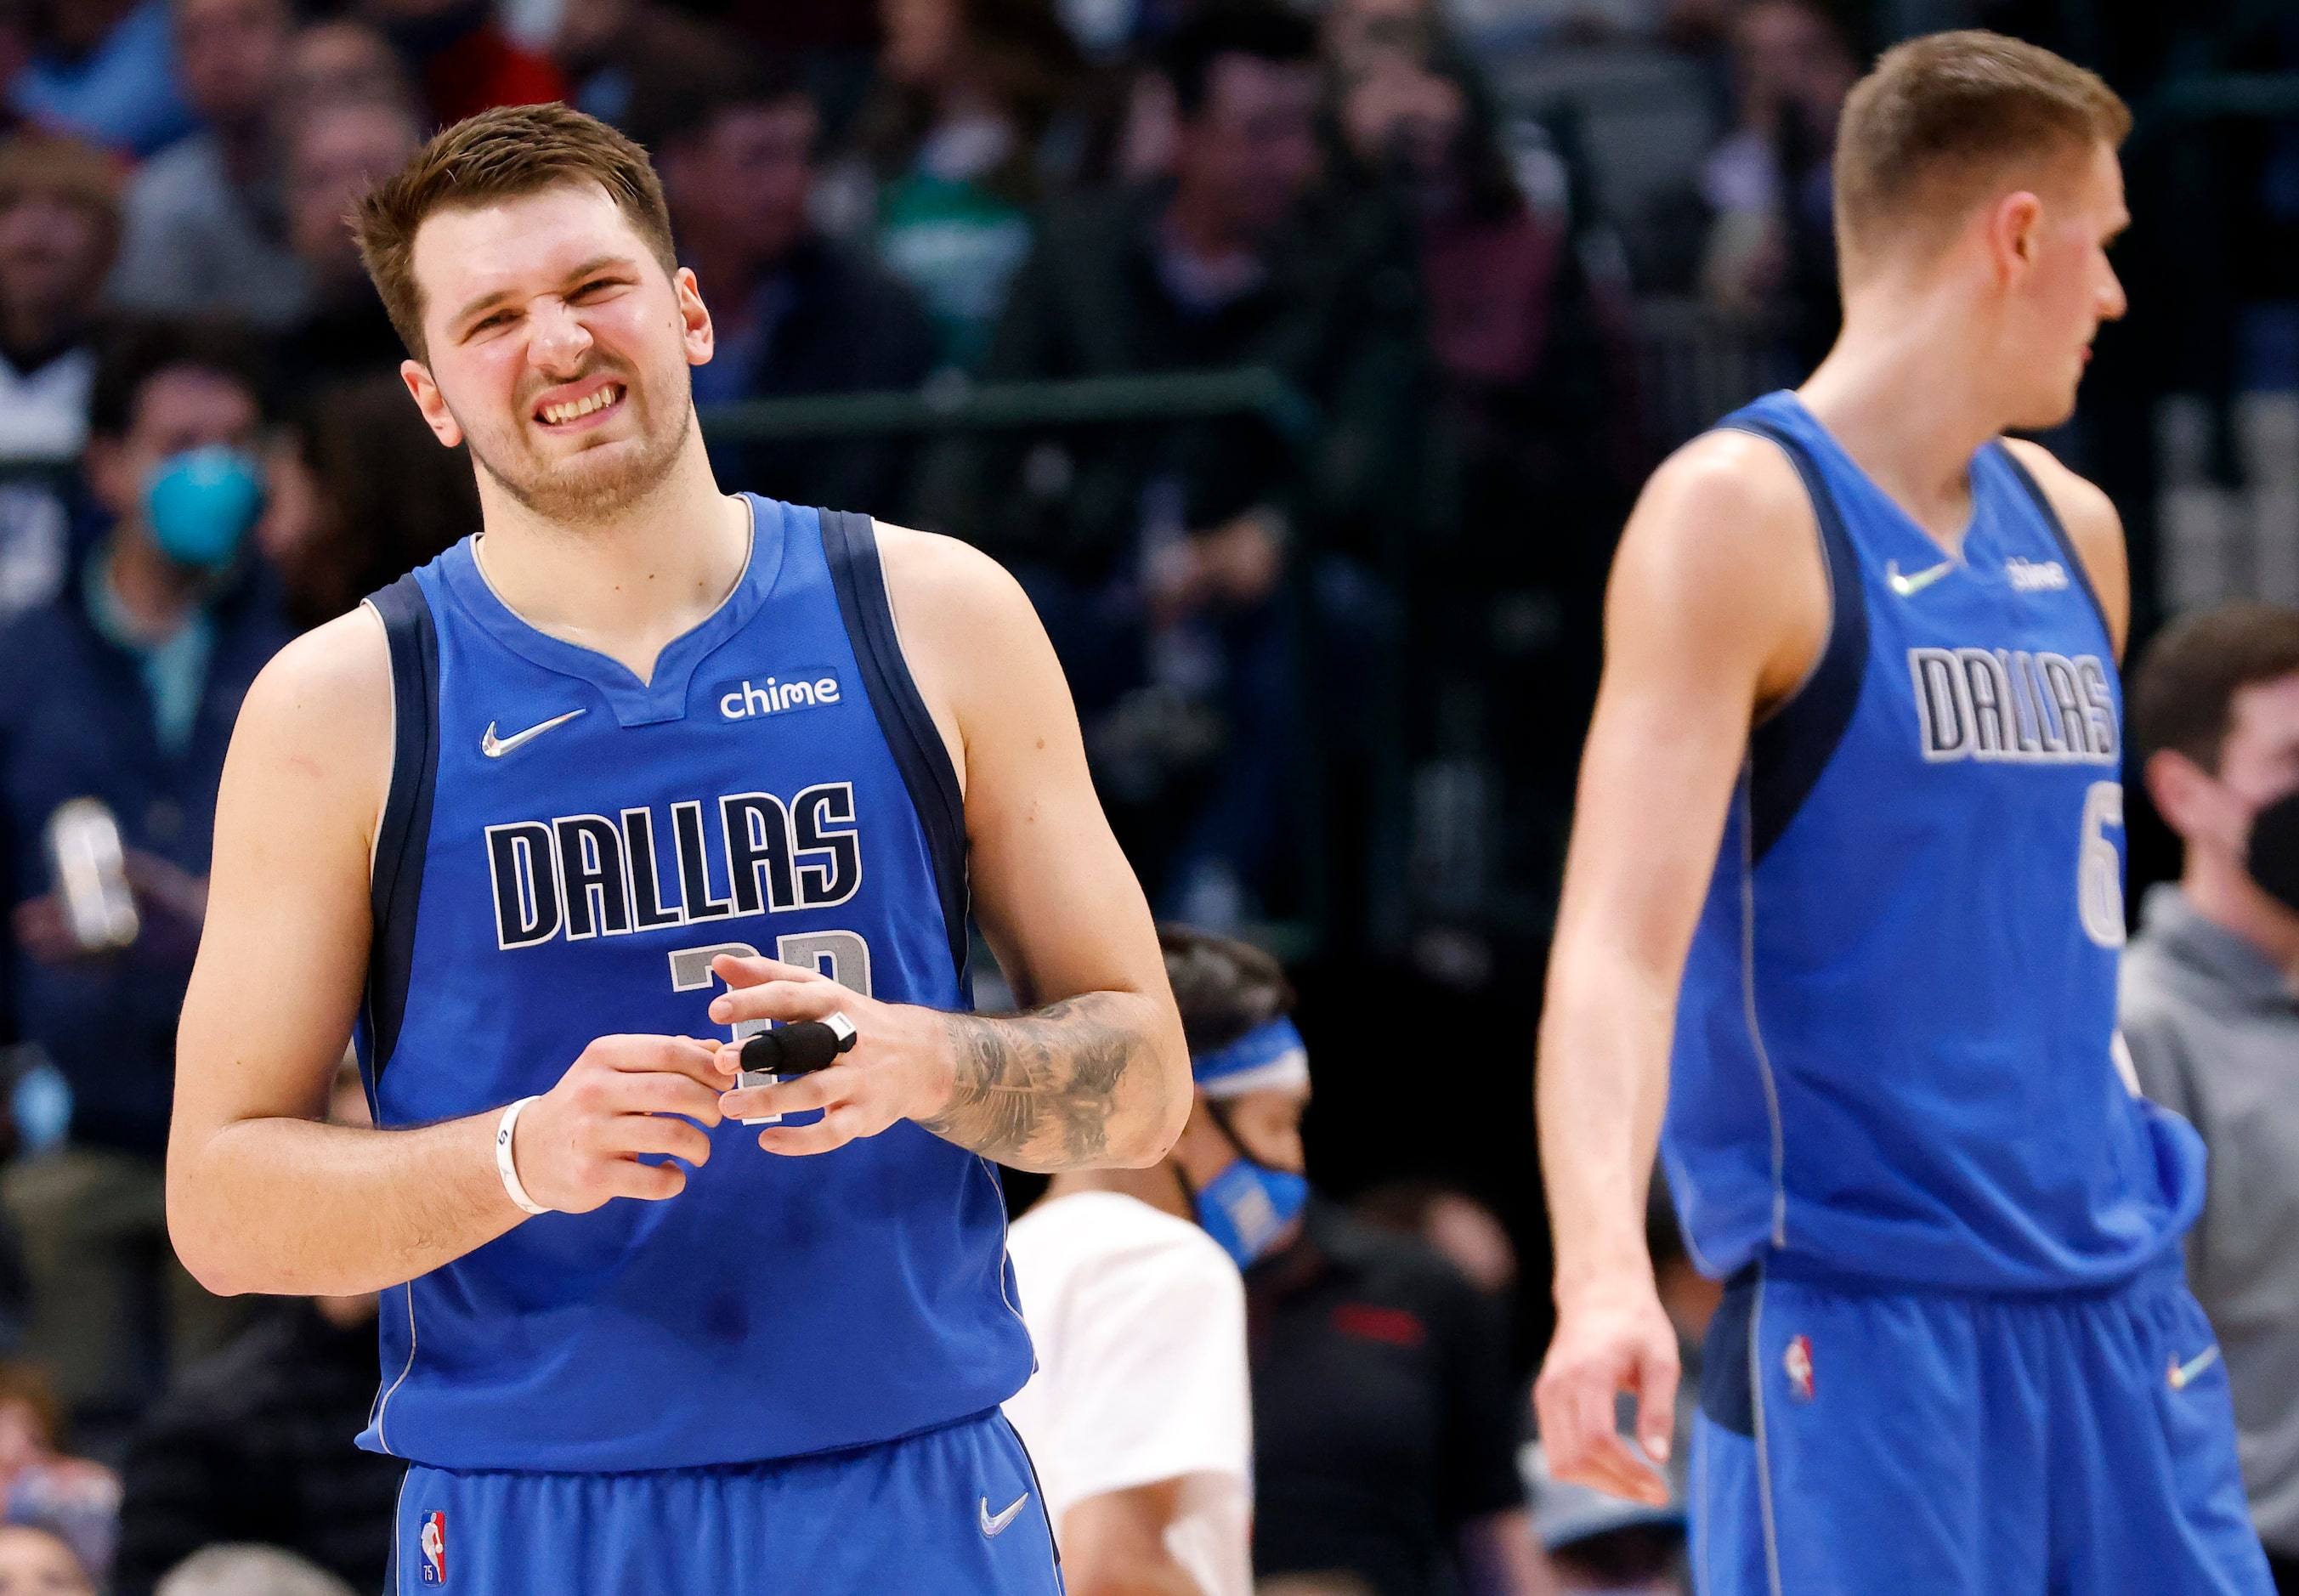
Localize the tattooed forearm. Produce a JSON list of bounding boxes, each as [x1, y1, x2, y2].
[[920, 993, 1169, 1170]]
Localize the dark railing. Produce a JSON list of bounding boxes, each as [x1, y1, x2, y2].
[[697, 365, 1318, 447]]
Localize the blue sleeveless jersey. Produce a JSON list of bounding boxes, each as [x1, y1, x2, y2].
[[351, 498, 1033, 1470], [1663, 393, 2206, 1293]]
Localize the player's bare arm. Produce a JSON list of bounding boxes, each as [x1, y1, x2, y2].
[[711, 527, 1192, 1173], [167, 611, 730, 1298], [1532, 432, 1828, 1503], [2003, 436, 2130, 659], [1055, 1480, 1206, 1596]]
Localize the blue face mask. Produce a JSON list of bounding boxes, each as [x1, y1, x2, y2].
[[1193, 1154, 1309, 1270], [144, 445, 264, 570]]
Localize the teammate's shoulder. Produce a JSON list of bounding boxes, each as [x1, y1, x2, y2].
[[2000, 438, 2121, 542], [1626, 427, 1817, 550]]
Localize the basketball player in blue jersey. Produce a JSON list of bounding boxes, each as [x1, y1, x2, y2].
[[1532, 32, 2271, 1596], [162, 105, 1193, 1594]]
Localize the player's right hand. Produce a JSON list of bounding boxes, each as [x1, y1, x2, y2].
[[1533, 1275, 1680, 1506], [507, 1035, 727, 1214]]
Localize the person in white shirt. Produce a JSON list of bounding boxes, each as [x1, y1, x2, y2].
[[1005, 925, 1306, 1596]]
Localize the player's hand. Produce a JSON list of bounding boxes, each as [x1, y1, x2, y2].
[[705, 954, 953, 1157], [508, 1034, 727, 1214], [1532, 1273, 1679, 1506]]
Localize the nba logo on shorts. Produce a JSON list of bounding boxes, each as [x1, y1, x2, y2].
[[1783, 1334, 1815, 1402], [418, 1511, 446, 1584]]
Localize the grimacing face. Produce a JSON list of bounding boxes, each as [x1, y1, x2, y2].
[[399, 182, 713, 526]]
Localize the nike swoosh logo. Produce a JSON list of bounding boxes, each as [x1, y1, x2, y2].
[[1886, 558, 1957, 597], [979, 1492, 1028, 1537], [2169, 1346, 2222, 1390], [480, 709, 586, 759]]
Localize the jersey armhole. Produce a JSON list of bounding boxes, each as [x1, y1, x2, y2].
[[363, 573, 441, 1083], [1719, 420, 1870, 864], [1993, 441, 2114, 642], [816, 509, 973, 998]]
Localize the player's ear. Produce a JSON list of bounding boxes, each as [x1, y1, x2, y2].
[[1987, 189, 2047, 281], [400, 359, 463, 448], [82, 434, 133, 518], [676, 267, 714, 369]]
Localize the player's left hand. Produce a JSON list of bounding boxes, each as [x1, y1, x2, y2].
[[705, 954, 956, 1155]]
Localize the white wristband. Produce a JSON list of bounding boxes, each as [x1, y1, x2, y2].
[[495, 1095, 552, 1216]]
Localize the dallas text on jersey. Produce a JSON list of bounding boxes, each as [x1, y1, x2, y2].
[[483, 783, 864, 951]]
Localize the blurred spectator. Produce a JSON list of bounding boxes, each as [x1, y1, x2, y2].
[[858, 0, 1085, 370], [1001, 927, 1259, 1596], [1157, 931, 1542, 1596], [551, 0, 718, 130], [0, 134, 116, 627], [1697, 0, 1853, 369], [941, 0, 1420, 923], [108, 0, 303, 328], [0, 1366, 117, 1580], [1354, 1180, 1518, 1298], [2121, 603, 2299, 1592], [0, 135, 115, 461], [275, 99, 420, 395], [0, 320, 290, 1431], [7, 0, 191, 156], [112, 1065, 402, 1596], [0, 1524, 93, 1596], [153, 1543, 357, 1596], [263, 374, 475, 628], [634, 39, 937, 515], [279, 19, 407, 123], [1519, 1441, 1680, 1595], [356, 0, 562, 127]]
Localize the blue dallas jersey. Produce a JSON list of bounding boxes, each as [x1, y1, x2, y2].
[[1663, 393, 2206, 1293], [352, 498, 1033, 1471]]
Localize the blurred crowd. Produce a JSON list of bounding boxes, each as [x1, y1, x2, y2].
[[0, 0, 2285, 1589]]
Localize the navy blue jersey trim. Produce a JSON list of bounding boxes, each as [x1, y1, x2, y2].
[[1701, 1264, 1760, 1437], [1994, 441, 2112, 642], [1724, 421, 1871, 864], [817, 510, 972, 994], [365, 574, 441, 1081]]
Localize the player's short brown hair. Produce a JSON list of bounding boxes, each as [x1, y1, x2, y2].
[[2132, 603, 2299, 773], [1834, 30, 2129, 271], [353, 103, 678, 362]]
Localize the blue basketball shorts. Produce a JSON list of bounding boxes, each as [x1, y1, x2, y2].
[[1689, 1254, 2270, 1596], [386, 1408, 1063, 1594]]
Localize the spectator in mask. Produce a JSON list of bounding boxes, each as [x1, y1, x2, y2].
[[0, 319, 292, 1434], [2122, 603, 2299, 1593], [112, 1065, 404, 1596], [8, 0, 193, 156], [1001, 925, 1259, 1596], [1152, 931, 1542, 1596], [109, 0, 304, 327], [632, 37, 937, 515]]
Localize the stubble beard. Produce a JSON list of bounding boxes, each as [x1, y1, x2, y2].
[[467, 379, 694, 529]]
